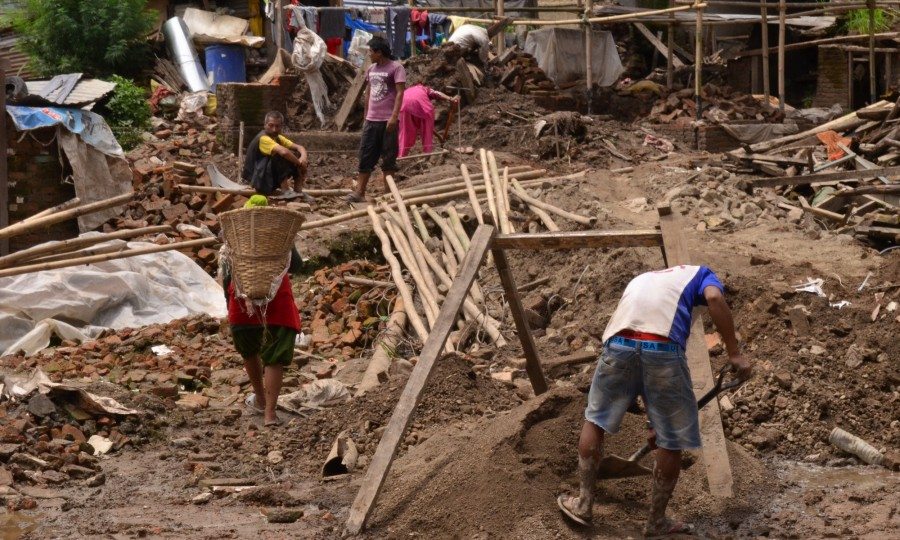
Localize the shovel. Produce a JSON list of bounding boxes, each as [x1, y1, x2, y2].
[[596, 365, 744, 479]]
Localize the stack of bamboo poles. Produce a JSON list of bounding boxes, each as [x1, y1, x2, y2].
[[363, 148, 598, 353]]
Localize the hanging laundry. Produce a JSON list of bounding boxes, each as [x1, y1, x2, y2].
[[386, 7, 410, 58], [319, 9, 345, 39]]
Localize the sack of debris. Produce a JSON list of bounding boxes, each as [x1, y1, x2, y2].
[[219, 206, 305, 301]]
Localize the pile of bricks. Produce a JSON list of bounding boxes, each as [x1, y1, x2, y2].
[[649, 85, 785, 126]]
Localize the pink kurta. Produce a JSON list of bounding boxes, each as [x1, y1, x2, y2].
[[398, 84, 438, 157]]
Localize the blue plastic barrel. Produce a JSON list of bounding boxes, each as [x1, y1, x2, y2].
[[205, 45, 246, 91]]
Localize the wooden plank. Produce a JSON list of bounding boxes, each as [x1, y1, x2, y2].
[[344, 225, 495, 535], [750, 165, 900, 187], [833, 184, 900, 196], [455, 58, 476, 104], [634, 22, 685, 68], [491, 246, 549, 395], [334, 59, 369, 131], [657, 205, 733, 498], [492, 230, 662, 250], [732, 153, 808, 166]]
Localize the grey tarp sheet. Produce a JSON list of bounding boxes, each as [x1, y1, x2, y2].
[[523, 28, 623, 86], [720, 122, 800, 144]]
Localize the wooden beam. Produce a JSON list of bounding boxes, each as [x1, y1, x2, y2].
[[0, 193, 133, 241], [761, 1, 770, 100], [455, 58, 477, 104], [635, 22, 685, 67], [0, 64, 7, 256], [832, 184, 900, 196], [334, 59, 369, 131], [491, 245, 549, 394], [657, 205, 733, 498], [491, 230, 663, 250], [344, 225, 495, 536], [732, 153, 808, 166], [750, 165, 900, 187], [732, 31, 900, 58], [777, 0, 786, 113]]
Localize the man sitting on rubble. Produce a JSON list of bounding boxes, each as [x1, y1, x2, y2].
[[242, 111, 312, 201], [557, 265, 753, 536], [347, 36, 406, 203], [224, 195, 303, 427]]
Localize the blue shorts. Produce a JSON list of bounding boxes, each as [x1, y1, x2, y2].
[[584, 339, 701, 451]]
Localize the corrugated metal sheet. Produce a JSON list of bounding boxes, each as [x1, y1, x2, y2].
[[0, 31, 34, 78], [25, 78, 117, 106]]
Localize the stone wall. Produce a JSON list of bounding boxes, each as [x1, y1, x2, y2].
[[216, 76, 300, 153]]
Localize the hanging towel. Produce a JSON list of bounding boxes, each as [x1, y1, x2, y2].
[[319, 9, 345, 39], [386, 7, 410, 57]]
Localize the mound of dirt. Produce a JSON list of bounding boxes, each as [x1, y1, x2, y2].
[[369, 387, 775, 539]]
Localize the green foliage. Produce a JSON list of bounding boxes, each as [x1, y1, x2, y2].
[[843, 8, 894, 35], [103, 76, 151, 151], [7, 0, 157, 77]]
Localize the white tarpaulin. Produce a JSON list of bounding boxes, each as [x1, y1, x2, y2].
[[182, 7, 265, 48], [0, 238, 226, 357], [524, 28, 624, 86]]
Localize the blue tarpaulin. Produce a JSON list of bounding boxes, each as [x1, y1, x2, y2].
[[345, 13, 381, 33], [5, 105, 123, 157]]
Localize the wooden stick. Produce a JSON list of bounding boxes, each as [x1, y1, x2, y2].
[[517, 276, 551, 293], [396, 149, 449, 162], [341, 276, 395, 288], [406, 165, 533, 193], [487, 152, 511, 234], [20, 198, 82, 225], [695, 1, 703, 122], [510, 3, 704, 25], [441, 234, 459, 277], [0, 193, 133, 241], [0, 237, 216, 279], [385, 176, 441, 308], [492, 230, 663, 250], [411, 234, 505, 346], [366, 207, 429, 343], [666, 1, 676, 88], [868, 0, 877, 104], [0, 225, 172, 269], [411, 205, 431, 243], [750, 164, 900, 187], [501, 167, 514, 232], [517, 196, 560, 231], [356, 298, 407, 396], [761, 2, 770, 100], [25, 243, 127, 265], [383, 217, 440, 328], [344, 225, 495, 536], [445, 205, 471, 251], [778, 0, 786, 113], [177, 185, 350, 196], [510, 179, 596, 227], [394, 169, 548, 201], [460, 164, 485, 225], [491, 246, 548, 394], [479, 149, 500, 227], [423, 205, 467, 263], [657, 205, 733, 497], [237, 121, 245, 171]]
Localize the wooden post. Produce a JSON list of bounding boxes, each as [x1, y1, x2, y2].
[[694, 1, 703, 121], [778, 0, 785, 113], [0, 64, 8, 256], [409, 0, 416, 57], [237, 121, 245, 171], [492, 246, 548, 395], [345, 225, 495, 536], [761, 1, 770, 100], [868, 0, 876, 103], [848, 51, 854, 108], [657, 205, 733, 497], [585, 0, 594, 112], [496, 0, 506, 54], [667, 0, 675, 89], [276, 0, 284, 50]]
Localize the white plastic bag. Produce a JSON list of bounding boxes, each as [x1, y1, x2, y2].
[[348, 30, 373, 69]]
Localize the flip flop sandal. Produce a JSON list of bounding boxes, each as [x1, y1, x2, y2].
[[264, 419, 282, 427], [644, 519, 695, 538], [345, 193, 365, 204], [244, 393, 264, 415], [556, 494, 591, 526]]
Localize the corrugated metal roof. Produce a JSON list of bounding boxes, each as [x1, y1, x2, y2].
[[0, 32, 34, 78], [25, 78, 117, 106]]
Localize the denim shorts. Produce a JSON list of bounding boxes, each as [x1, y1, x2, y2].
[[358, 120, 399, 173], [584, 340, 701, 451]]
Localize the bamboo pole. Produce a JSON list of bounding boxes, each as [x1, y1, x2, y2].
[[385, 176, 441, 306], [356, 298, 407, 396], [422, 204, 468, 265], [487, 152, 511, 234], [511, 3, 705, 26], [394, 169, 548, 201], [19, 198, 82, 225], [479, 149, 500, 227], [366, 207, 429, 343], [695, 1, 704, 122], [0, 193, 133, 241], [177, 185, 350, 196], [515, 195, 560, 231], [667, 0, 675, 89], [0, 237, 216, 279], [778, 0, 786, 113], [405, 165, 533, 193], [502, 167, 514, 232], [0, 225, 172, 268], [445, 205, 471, 251], [25, 243, 127, 265], [411, 205, 431, 243], [382, 217, 440, 329], [342, 276, 395, 288], [441, 234, 458, 277], [238, 121, 245, 171], [585, 0, 594, 104], [761, 2, 770, 99], [868, 0, 877, 104], [300, 174, 578, 230], [733, 31, 899, 58], [510, 179, 596, 227], [460, 164, 485, 225]]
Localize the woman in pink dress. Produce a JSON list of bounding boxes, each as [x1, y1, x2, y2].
[[397, 84, 459, 157]]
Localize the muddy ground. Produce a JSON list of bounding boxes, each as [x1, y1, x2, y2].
[[3, 87, 899, 538]]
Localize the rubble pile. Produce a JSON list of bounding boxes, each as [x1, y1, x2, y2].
[[649, 85, 784, 125], [287, 55, 359, 130]]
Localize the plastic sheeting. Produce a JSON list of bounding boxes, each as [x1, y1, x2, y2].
[[182, 7, 265, 48], [288, 7, 332, 126], [6, 105, 124, 157], [523, 28, 624, 87], [720, 122, 800, 145], [0, 238, 226, 357]]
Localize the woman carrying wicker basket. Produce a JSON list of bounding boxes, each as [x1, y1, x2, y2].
[[220, 196, 305, 427]]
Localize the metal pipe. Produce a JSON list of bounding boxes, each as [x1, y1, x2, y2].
[[162, 17, 210, 93]]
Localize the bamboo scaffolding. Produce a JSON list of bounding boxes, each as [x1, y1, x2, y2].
[[511, 4, 705, 26], [366, 207, 429, 343], [761, 2, 770, 99]]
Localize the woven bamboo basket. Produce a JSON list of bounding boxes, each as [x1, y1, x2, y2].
[[219, 207, 305, 300]]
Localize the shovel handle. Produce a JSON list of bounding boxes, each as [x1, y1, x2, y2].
[[627, 443, 653, 463]]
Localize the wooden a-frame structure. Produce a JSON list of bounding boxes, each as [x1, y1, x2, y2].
[[345, 205, 732, 535]]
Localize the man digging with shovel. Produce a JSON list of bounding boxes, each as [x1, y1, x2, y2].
[[557, 265, 753, 537]]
